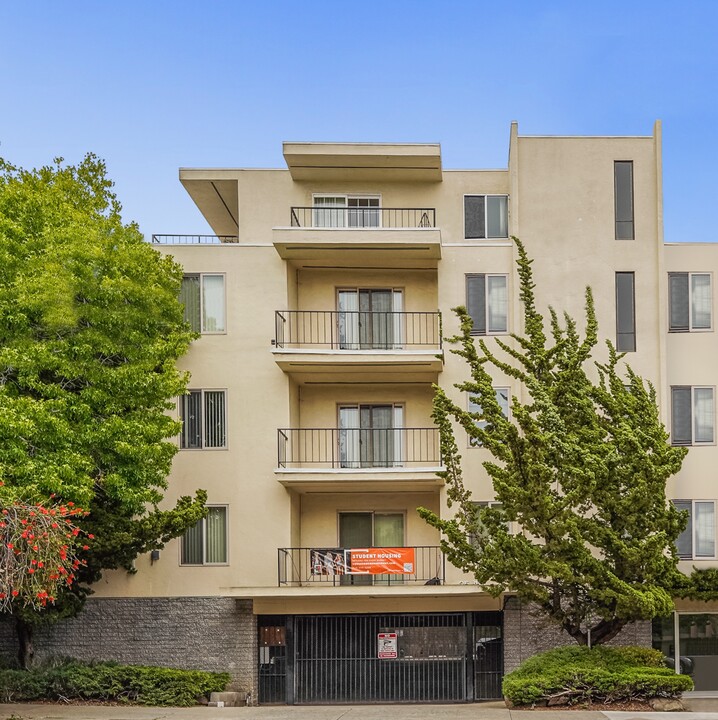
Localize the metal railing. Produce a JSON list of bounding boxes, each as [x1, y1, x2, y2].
[[277, 427, 441, 469], [289, 207, 436, 229], [274, 311, 441, 350], [278, 546, 445, 586], [150, 234, 239, 244]]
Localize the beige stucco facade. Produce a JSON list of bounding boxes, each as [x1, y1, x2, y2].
[[94, 121, 718, 614]]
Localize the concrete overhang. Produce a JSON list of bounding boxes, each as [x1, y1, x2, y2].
[[272, 349, 444, 383], [274, 467, 445, 494], [283, 142, 443, 182], [179, 169, 239, 236], [272, 227, 442, 269]]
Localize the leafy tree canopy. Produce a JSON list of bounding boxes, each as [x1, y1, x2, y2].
[[0, 155, 206, 665], [419, 238, 687, 646]]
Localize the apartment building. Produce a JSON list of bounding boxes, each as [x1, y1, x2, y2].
[[6, 122, 716, 701]]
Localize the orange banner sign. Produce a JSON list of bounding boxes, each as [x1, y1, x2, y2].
[[346, 548, 415, 575]]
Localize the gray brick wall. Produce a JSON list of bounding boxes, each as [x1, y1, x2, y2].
[[0, 597, 257, 697], [503, 596, 652, 673]]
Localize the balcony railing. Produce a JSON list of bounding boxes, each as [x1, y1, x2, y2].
[[289, 207, 436, 229], [278, 546, 445, 586], [151, 234, 239, 244], [274, 311, 441, 350], [277, 428, 441, 469]]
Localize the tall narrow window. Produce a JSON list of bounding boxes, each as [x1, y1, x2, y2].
[[669, 272, 712, 331], [464, 195, 508, 239], [181, 506, 228, 565], [614, 161, 634, 240], [674, 500, 716, 559], [179, 390, 227, 449], [180, 274, 225, 333], [615, 272, 636, 351], [671, 386, 715, 446], [466, 274, 508, 334]]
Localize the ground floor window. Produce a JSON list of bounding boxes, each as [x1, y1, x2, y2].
[[653, 612, 718, 691]]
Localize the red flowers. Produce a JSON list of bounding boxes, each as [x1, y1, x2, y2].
[[0, 498, 94, 611]]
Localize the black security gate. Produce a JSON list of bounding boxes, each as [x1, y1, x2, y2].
[[258, 611, 503, 704]]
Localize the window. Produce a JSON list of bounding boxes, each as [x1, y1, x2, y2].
[[181, 506, 228, 565], [469, 501, 510, 546], [180, 274, 225, 333], [468, 387, 509, 447], [614, 161, 634, 240], [339, 511, 404, 586], [615, 272, 636, 351], [466, 274, 508, 334], [179, 390, 227, 449], [674, 500, 716, 559], [669, 273, 712, 332], [671, 386, 714, 446], [338, 404, 403, 468], [337, 288, 403, 349], [313, 195, 380, 228], [464, 195, 508, 239]]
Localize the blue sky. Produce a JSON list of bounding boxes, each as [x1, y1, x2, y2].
[[1, 1, 716, 241]]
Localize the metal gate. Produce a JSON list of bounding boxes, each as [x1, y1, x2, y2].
[[258, 615, 287, 704], [473, 612, 503, 700], [258, 611, 503, 704], [295, 613, 467, 703]]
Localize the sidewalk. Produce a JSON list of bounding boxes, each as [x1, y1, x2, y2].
[[3, 702, 718, 720]]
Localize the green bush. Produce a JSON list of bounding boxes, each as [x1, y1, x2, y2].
[[502, 645, 693, 707], [0, 660, 230, 706]]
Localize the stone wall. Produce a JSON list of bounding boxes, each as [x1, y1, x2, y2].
[[0, 597, 257, 698], [503, 596, 652, 673]]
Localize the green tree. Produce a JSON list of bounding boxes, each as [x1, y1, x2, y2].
[[0, 155, 206, 667], [419, 238, 688, 646]]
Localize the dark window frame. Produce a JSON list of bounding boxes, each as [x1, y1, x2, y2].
[[614, 161, 634, 240], [615, 271, 636, 352]]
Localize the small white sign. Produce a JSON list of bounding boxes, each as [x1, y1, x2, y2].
[[378, 632, 398, 659]]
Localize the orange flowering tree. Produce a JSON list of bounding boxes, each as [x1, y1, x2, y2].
[[0, 493, 92, 611]]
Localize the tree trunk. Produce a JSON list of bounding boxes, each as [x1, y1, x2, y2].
[[15, 617, 34, 669], [563, 616, 627, 646]]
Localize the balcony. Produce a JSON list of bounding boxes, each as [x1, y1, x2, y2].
[[272, 207, 441, 269], [273, 310, 443, 381], [278, 546, 445, 587], [150, 234, 239, 244], [275, 428, 444, 492]]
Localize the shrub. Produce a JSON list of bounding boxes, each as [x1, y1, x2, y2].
[[502, 645, 693, 707], [0, 660, 230, 706]]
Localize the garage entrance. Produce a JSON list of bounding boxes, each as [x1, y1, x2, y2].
[[258, 611, 502, 704]]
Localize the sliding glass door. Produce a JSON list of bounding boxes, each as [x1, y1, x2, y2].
[[339, 404, 403, 468], [337, 289, 403, 350]]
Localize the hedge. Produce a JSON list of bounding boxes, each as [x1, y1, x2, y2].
[[502, 645, 693, 707], [0, 660, 230, 706]]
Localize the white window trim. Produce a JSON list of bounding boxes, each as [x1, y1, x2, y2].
[[465, 273, 510, 336], [668, 271, 713, 333], [179, 504, 230, 567], [674, 499, 716, 561], [179, 388, 229, 451], [463, 194, 509, 240], [467, 387, 510, 448], [470, 500, 514, 540], [670, 385, 716, 447], [312, 193, 382, 228], [182, 272, 227, 335]]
